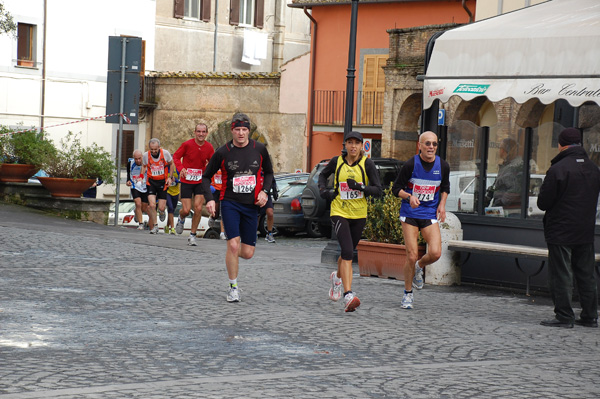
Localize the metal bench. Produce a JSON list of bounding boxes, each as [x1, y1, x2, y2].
[[447, 240, 600, 295]]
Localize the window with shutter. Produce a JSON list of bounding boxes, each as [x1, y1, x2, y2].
[[361, 54, 388, 125], [231, 0, 263, 27], [119, 131, 135, 167], [17, 23, 35, 67]]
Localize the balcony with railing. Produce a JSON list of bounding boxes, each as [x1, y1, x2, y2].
[[313, 90, 384, 127]]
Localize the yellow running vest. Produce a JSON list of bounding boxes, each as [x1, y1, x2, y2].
[[330, 156, 369, 219]]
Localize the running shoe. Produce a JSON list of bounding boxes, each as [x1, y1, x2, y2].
[[401, 292, 414, 309], [413, 264, 424, 290], [137, 224, 144, 230], [149, 225, 159, 234], [171, 227, 177, 235], [265, 232, 275, 243], [220, 232, 227, 240], [227, 286, 240, 302], [188, 235, 197, 246], [158, 209, 166, 222], [344, 292, 360, 312], [175, 218, 185, 235], [329, 271, 343, 302]]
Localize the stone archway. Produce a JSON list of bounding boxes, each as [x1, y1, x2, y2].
[[392, 93, 422, 161]]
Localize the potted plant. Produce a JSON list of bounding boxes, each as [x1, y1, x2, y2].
[[0, 126, 57, 182], [357, 185, 426, 280], [38, 132, 115, 198]]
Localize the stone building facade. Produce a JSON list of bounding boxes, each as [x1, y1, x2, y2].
[[144, 71, 306, 173], [382, 24, 459, 161]]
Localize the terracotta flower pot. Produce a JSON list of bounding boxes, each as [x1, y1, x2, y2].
[[0, 163, 39, 183], [37, 177, 96, 198], [357, 240, 426, 280]]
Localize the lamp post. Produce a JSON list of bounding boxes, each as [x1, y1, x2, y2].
[[343, 0, 359, 144], [321, 0, 360, 264]]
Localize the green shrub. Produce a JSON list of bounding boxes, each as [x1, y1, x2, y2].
[[42, 132, 115, 184], [0, 127, 57, 167]]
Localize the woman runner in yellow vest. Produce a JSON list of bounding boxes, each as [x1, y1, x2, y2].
[[318, 131, 382, 312]]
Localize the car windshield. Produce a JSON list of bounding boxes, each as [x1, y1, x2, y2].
[[279, 182, 307, 198]]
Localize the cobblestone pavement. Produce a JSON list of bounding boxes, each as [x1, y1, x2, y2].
[[0, 203, 599, 398]]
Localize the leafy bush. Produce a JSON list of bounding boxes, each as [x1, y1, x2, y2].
[[363, 184, 425, 245], [42, 132, 115, 184], [0, 127, 57, 167]]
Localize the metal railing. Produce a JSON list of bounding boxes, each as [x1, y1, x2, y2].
[[314, 90, 384, 126]]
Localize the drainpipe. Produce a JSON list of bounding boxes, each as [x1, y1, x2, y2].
[[213, 0, 218, 72], [40, 0, 47, 129], [272, 0, 286, 71], [462, 0, 473, 23], [304, 6, 316, 171]]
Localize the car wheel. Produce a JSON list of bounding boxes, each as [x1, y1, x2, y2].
[[318, 223, 332, 238], [203, 228, 220, 239], [305, 220, 322, 238]]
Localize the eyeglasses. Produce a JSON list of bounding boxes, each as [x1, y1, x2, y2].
[[421, 141, 438, 147]]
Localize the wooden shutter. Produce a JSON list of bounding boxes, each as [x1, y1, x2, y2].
[[361, 54, 388, 125], [174, 0, 184, 18], [201, 0, 211, 22], [230, 0, 240, 26], [254, 0, 264, 28]]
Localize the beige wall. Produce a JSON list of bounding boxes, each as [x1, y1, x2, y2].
[[154, 0, 311, 73], [146, 73, 305, 173], [279, 52, 309, 114], [475, 0, 549, 21]]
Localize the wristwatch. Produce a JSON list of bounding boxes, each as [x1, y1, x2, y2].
[[262, 189, 269, 195], [406, 194, 412, 201]]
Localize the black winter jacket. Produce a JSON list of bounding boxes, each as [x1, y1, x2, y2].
[[537, 146, 600, 245]]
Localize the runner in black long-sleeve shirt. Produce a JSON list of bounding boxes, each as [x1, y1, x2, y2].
[[202, 112, 274, 303]]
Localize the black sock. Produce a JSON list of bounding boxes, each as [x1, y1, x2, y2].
[[190, 232, 196, 237], [404, 290, 413, 294], [343, 291, 352, 297]]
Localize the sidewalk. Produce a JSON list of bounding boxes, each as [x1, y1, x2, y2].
[[0, 202, 598, 398]]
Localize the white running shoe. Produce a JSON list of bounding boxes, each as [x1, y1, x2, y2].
[[175, 218, 185, 235], [220, 232, 227, 240], [401, 292, 414, 309], [158, 209, 166, 222], [137, 224, 144, 230], [413, 264, 424, 290], [329, 271, 343, 302], [149, 225, 159, 234], [344, 292, 361, 312], [227, 286, 240, 302], [188, 235, 197, 246]]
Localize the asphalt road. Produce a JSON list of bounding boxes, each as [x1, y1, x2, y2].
[[0, 202, 599, 398]]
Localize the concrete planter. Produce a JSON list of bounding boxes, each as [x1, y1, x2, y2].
[[357, 240, 426, 280]]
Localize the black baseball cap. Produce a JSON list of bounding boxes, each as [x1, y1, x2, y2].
[[345, 131, 363, 143]]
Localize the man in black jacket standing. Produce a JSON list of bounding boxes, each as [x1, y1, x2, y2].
[[538, 128, 600, 328]]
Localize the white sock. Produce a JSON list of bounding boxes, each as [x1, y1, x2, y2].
[[229, 279, 238, 288], [415, 261, 421, 270]]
